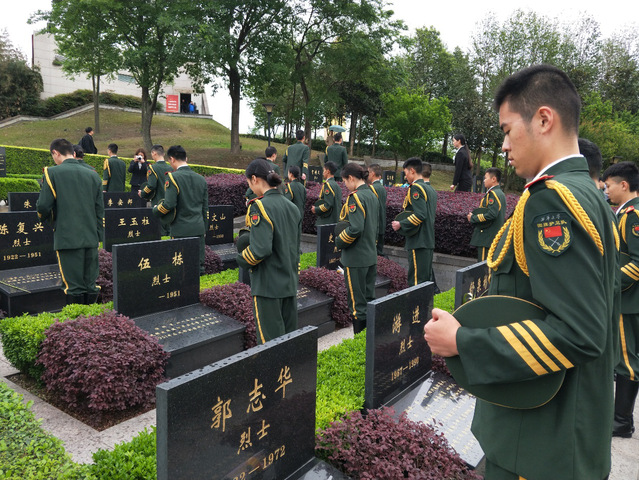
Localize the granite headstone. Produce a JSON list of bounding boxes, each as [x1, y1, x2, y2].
[[364, 281, 434, 409], [206, 205, 234, 245], [103, 207, 161, 252], [156, 327, 348, 480], [308, 165, 322, 184], [0, 264, 65, 315], [454, 261, 490, 310], [0, 212, 56, 269], [316, 223, 340, 270], [103, 191, 147, 209], [8, 192, 40, 212], [208, 243, 239, 270], [382, 170, 396, 187]]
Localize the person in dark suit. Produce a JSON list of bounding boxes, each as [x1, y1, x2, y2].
[[79, 127, 98, 155], [128, 148, 149, 194], [450, 133, 473, 192]]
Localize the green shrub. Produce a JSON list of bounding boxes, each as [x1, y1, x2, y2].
[[423, 150, 453, 164], [0, 177, 41, 200], [434, 287, 455, 312], [0, 382, 90, 480], [90, 427, 156, 479], [200, 268, 240, 289], [0, 302, 113, 381]]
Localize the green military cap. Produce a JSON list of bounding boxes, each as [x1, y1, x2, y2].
[[235, 227, 251, 254], [394, 210, 420, 237], [445, 295, 565, 409], [334, 220, 350, 238]]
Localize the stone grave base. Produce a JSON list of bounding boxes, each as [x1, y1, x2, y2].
[[389, 371, 484, 469], [208, 243, 238, 270], [374, 274, 390, 298], [133, 303, 245, 379], [297, 285, 334, 337], [0, 264, 65, 316], [289, 458, 351, 479]]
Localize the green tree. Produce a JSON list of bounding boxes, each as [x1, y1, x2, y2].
[[378, 88, 451, 171], [0, 30, 43, 120], [31, 1, 121, 133], [599, 31, 639, 115]]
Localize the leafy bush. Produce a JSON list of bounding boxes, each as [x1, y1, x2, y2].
[[200, 268, 240, 289], [0, 177, 41, 200], [316, 332, 366, 430], [200, 282, 256, 349], [423, 150, 453, 164], [0, 302, 112, 380], [376, 255, 408, 293], [205, 173, 249, 217], [300, 251, 317, 271], [97, 248, 113, 303], [204, 246, 223, 275], [91, 427, 157, 479], [316, 406, 481, 480], [299, 267, 350, 328], [0, 382, 89, 480], [37, 310, 168, 411]]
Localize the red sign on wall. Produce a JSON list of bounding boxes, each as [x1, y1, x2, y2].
[[166, 95, 179, 113]]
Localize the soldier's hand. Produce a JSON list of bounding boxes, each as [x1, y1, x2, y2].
[[311, 206, 316, 214], [391, 220, 400, 231], [467, 212, 472, 221], [424, 308, 460, 357]]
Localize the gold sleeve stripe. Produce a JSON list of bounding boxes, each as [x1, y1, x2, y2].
[[619, 315, 636, 381], [339, 231, 355, 244], [254, 200, 274, 229], [157, 204, 170, 214], [319, 205, 328, 212], [167, 172, 179, 194], [511, 323, 561, 372], [353, 193, 366, 219], [102, 180, 108, 186], [242, 247, 261, 266], [623, 262, 639, 276], [44, 167, 56, 200], [407, 214, 422, 226], [522, 320, 574, 369], [497, 325, 548, 376], [612, 220, 620, 251], [545, 180, 603, 256], [478, 214, 486, 222], [340, 231, 357, 242], [143, 186, 152, 194], [621, 265, 639, 281]]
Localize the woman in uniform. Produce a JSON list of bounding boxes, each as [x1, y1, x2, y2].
[[236, 158, 301, 344], [334, 162, 379, 335]]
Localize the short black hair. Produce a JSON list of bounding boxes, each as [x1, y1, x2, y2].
[[108, 143, 119, 154], [265, 146, 277, 158], [485, 167, 502, 183], [494, 64, 581, 135], [603, 161, 639, 192], [403, 157, 423, 174], [73, 144, 84, 159], [422, 162, 432, 178], [368, 163, 382, 178], [296, 129, 305, 141], [324, 161, 337, 175], [167, 145, 187, 161], [151, 144, 164, 156], [334, 132, 342, 142], [85, 127, 93, 134], [50, 138, 74, 156], [578, 138, 602, 181]]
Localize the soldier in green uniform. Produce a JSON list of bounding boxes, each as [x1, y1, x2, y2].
[[368, 163, 387, 256], [140, 145, 173, 235], [284, 165, 306, 222], [311, 161, 342, 226], [37, 138, 104, 305], [468, 167, 507, 261], [603, 161, 639, 438], [237, 158, 301, 344], [424, 65, 619, 480], [152, 145, 209, 275], [102, 143, 126, 192], [391, 158, 436, 286], [335, 162, 379, 335], [246, 147, 281, 201], [282, 129, 309, 181], [325, 132, 348, 181]]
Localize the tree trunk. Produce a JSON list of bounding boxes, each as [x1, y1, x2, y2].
[[371, 116, 378, 157], [394, 152, 399, 175], [349, 111, 358, 156], [442, 134, 448, 156], [356, 115, 362, 157], [229, 66, 241, 154], [299, 75, 312, 141], [492, 148, 499, 167], [92, 74, 101, 133], [140, 86, 153, 152]]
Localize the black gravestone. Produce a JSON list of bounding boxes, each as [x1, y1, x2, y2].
[[8, 192, 40, 212], [103, 192, 147, 209], [308, 165, 322, 183], [0, 264, 65, 316], [374, 274, 391, 299], [297, 285, 334, 337], [238, 266, 251, 285], [206, 205, 234, 245], [0, 147, 5, 177], [103, 207, 161, 252], [390, 371, 484, 468], [208, 243, 238, 270], [454, 261, 490, 310], [316, 224, 340, 270], [364, 281, 434, 410], [156, 327, 348, 480], [0, 212, 57, 269], [382, 170, 396, 187], [113, 238, 201, 318]]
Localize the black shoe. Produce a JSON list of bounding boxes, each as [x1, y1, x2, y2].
[[612, 375, 639, 438], [84, 292, 99, 305], [65, 294, 84, 305]]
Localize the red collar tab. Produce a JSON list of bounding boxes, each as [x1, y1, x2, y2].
[[525, 175, 555, 189]]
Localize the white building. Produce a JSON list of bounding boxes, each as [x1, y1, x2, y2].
[[32, 33, 209, 115]]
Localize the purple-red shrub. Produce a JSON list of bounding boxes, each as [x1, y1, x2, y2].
[[376, 256, 408, 294], [316, 406, 480, 480], [204, 246, 223, 274], [96, 248, 113, 303], [37, 311, 168, 411], [200, 282, 256, 349], [299, 267, 350, 328], [431, 354, 452, 377], [205, 173, 249, 217]]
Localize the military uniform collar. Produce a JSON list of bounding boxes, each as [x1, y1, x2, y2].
[[176, 164, 190, 170], [263, 188, 279, 197], [61, 157, 78, 164], [616, 196, 639, 215], [532, 155, 587, 181], [411, 178, 426, 186]]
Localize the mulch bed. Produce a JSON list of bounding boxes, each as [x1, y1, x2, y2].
[[7, 373, 154, 432]]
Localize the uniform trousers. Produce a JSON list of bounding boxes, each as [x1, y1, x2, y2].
[[616, 313, 639, 380], [253, 296, 298, 344], [485, 459, 609, 480], [477, 246, 488, 262], [56, 248, 99, 296], [407, 248, 433, 286], [376, 233, 385, 256], [345, 265, 376, 334]]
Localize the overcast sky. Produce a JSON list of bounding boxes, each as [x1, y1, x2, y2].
[[2, 0, 637, 133]]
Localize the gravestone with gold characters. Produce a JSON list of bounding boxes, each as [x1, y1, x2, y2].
[[103, 207, 161, 252], [0, 211, 65, 315], [454, 260, 490, 310], [156, 326, 349, 480], [103, 191, 147, 209], [8, 192, 40, 212], [206, 205, 234, 246], [113, 237, 245, 378], [308, 165, 322, 184]]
